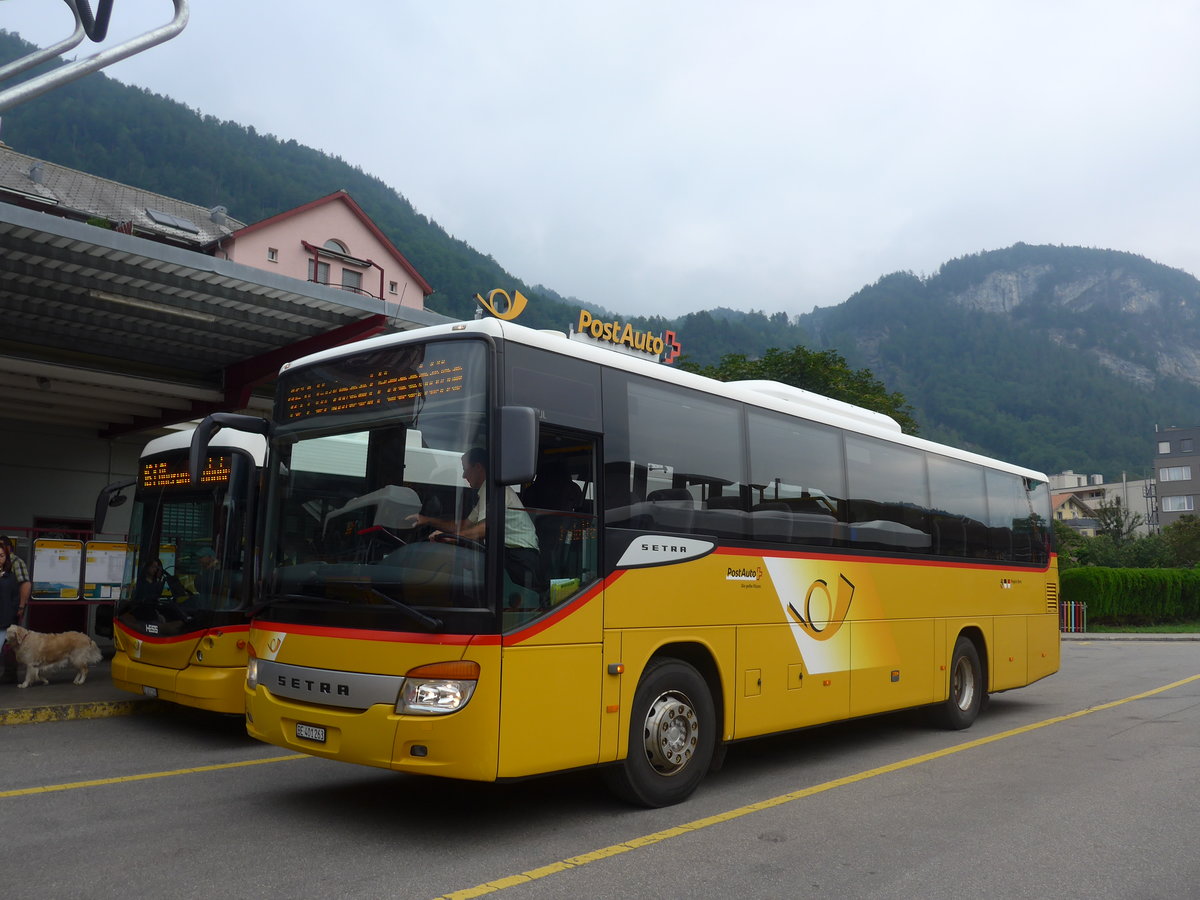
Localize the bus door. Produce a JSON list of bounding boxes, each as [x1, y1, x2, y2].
[[498, 429, 604, 777]]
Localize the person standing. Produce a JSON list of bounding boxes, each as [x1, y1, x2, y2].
[[0, 544, 24, 683], [0, 535, 30, 617]]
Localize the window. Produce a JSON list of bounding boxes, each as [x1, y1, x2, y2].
[[324, 239, 349, 254], [267, 247, 279, 262], [389, 281, 399, 295], [928, 455, 989, 558], [845, 434, 932, 552], [747, 410, 845, 546], [986, 470, 1037, 561], [1160, 466, 1192, 482], [341, 269, 363, 292], [1163, 495, 1195, 512], [506, 344, 601, 432], [604, 375, 745, 537], [1183, 439, 1194, 453], [1159, 441, 1172, 455], [307, 260, 330, 284]]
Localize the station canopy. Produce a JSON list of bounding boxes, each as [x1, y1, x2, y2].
[[0, 201, 449, 438]]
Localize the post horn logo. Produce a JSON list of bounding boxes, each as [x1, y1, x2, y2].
[[786, 574, 856, 641], [475, 289, 528, 321]]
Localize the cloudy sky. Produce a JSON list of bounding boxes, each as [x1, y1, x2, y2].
[[5, 1, 1200, 319]]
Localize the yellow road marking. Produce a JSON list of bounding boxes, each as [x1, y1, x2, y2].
[[0, 754, 307, 798], [437, 673, 1200, 899]]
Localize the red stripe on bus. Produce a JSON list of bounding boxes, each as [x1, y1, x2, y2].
[[115, 620, 250, 645], [251, 620, 488, 646]]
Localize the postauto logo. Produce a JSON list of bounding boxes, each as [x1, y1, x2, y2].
[[726, 564, 764, 582]]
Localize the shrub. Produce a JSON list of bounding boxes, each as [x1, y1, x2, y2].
[[1060, 568, 1200, 625]]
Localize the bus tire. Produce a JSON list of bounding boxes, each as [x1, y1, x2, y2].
[[930, 635, 983, 730], [603, 659, 715, 807]]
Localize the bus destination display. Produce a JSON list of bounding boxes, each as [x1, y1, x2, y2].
[[142, 455, 232, 489], [283, 358, 465, 422]]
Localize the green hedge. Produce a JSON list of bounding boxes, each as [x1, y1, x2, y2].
[[1060, 568, 1200, 624]]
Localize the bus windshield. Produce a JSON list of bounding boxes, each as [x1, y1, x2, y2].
[[261, 338, 496, 633], [118, 446, 255, 635]]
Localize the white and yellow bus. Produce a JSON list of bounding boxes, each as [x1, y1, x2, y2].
[[198, 318, 1057, 806], [103, 428, 266, 713]]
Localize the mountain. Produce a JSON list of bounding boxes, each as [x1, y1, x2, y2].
[[799, 244, 1200, 478], [4, 31, 1197, 480]]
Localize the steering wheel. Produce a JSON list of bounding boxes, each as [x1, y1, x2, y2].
[[431, 532, 485, 552]]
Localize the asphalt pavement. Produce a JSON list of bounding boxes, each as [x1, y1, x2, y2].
[[0, 632, 1195, 727]]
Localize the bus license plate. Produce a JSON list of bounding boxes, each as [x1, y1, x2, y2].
[[296, 723, 326, 743]]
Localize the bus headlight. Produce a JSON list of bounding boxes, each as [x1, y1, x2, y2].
[[246, 656, 259, 690], [397, 661, 480, 715]]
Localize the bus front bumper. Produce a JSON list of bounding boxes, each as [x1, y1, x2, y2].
[[244, 685, 499, 782], [111, 652, 246, 714]]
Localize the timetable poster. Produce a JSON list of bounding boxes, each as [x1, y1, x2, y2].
[[32, 539, 83, 599], [83, 541, 129, 600]]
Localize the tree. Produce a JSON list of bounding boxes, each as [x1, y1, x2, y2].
[[1161, 514, 1200, 567], [1093, 498, 1144, 547], [1052, 519, 1086, 569], [684, 346, 920, 433]]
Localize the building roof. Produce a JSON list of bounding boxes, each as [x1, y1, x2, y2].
[[0, 145, 244, 247], [230, 190, 434, 296], [1052, 493, 1096, 516]]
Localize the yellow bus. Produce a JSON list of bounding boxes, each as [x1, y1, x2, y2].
[[101, 428, 266, 713], [199, 318, 1057, 806]]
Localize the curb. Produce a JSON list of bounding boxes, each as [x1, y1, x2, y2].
[[1, 698, 166, 727]]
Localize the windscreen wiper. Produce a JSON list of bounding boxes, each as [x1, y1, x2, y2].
[[359, 586, 444, 630]]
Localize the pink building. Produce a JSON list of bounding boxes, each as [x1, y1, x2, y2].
[[219, 190, 432, 310]]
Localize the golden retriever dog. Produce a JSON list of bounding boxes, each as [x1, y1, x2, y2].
[[5, 624, 102, 688]]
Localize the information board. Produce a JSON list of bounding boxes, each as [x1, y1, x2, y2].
[[32, 539, 83, 599], [83, 541, 129, 600]]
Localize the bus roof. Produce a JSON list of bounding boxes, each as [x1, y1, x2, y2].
[[278, 318, 1048, 484], [142, 427, 268, 465]]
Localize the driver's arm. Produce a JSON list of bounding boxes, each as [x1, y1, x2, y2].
[[409, 512, 459, 532], [409, 513, 486, 542], [456, 520, 486, 541]]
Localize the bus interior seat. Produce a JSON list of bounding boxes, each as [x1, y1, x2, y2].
[[646, 488, 694, 533], [706, 495, 744, 510], [751, 508, 792, 543]]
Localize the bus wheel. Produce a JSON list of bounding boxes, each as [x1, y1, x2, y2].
[[930, 635, 983, 730], [604, 659, 715, 807]]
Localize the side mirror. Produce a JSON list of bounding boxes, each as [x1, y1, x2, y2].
[[189, 412, 272, 484], [94, 478, 136, 534], [497, 406, 538, 486]]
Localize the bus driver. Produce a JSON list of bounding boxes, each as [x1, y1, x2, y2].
[[409, 447, 543, 601]]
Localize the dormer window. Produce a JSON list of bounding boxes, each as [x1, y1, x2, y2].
[[302, 238, 376, 296]]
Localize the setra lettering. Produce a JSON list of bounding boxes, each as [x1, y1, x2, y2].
[[279, 674, 350, 696], [640, 542, 689, 553]]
